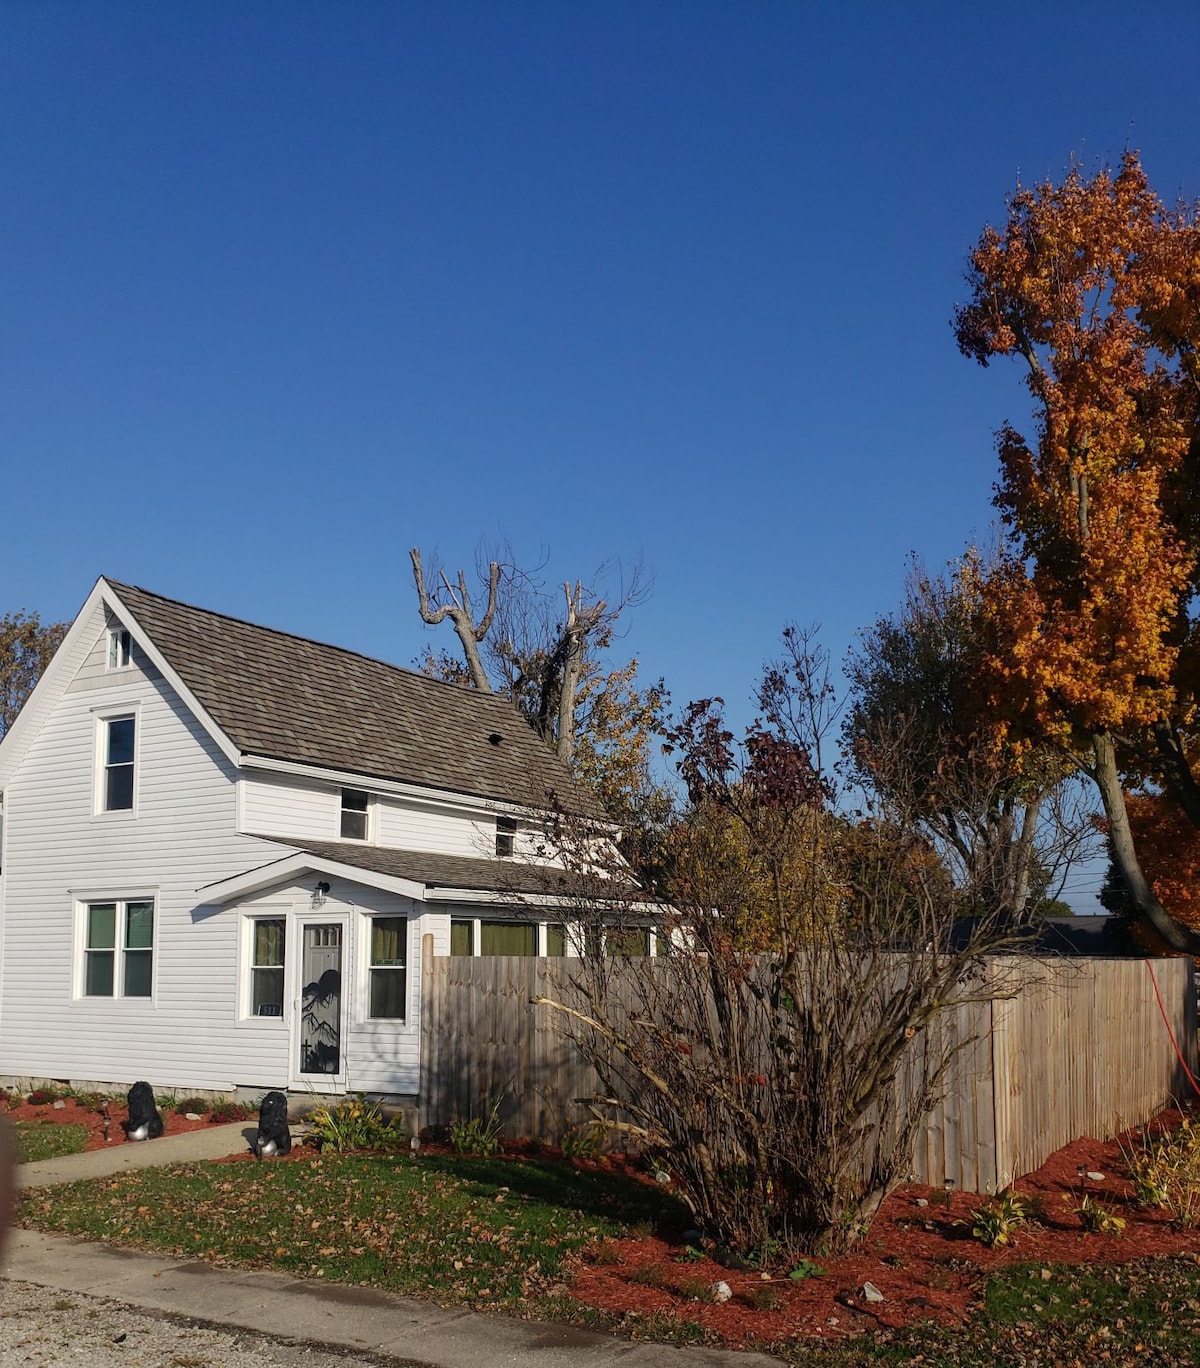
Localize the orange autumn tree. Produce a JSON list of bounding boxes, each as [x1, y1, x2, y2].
[[955, 151, 1200, 951]]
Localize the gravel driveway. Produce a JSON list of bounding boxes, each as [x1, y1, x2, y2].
[[0, 1279, 422, 1368]]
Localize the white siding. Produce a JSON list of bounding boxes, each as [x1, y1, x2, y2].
[[231, 878, 445, 1096], [375, 794, 494, 857], [242, 771, 506, 859], [66, 608, 162, 695], [242, 772, 339, 843], [0, 630, 285, 1092]]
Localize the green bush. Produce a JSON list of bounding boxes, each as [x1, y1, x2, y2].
[[450, 1098, 504, 1156], [971, 1189, 1028, 1247], [306, 1096, 403, 1152]]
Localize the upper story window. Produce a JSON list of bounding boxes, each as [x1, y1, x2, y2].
[[107, 629, 132, 669], [84, 899, 154, 997], [495, 814, 516, 858], [103, 717, 135, 811], [340, 789, 369, 841]]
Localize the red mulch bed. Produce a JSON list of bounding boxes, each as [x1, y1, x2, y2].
[[1, 1095, 228, 1150], [565, 1109, 1200, 1346]]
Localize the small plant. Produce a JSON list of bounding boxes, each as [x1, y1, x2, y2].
[[27, 1088, 58, 1106], [175, 1097, 211, 1115], [971, 1189, 1027, 1247], [207, 1102, 252, 1124], [677, 1274, 717, 1302], [627, 1261, 672, 1289], [1122, 1117, 1200, 1227], [155, 1091, 179, 1110], [449, 1097, 505, 1156], [673, 1243, 705, 1263], [306, 1096, 402, 1152], [1067, 1193, 1126, 1235], [561, 1122, 605, 1161], [590, 1240, 622, 1266], [788, 1258, 827, 1281], [744, 1283, 784, 1311]]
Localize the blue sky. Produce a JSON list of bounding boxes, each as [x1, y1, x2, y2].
[[5, 2, 1200, 904]]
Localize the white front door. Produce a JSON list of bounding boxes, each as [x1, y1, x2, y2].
[[292, 917, 349, 1086]]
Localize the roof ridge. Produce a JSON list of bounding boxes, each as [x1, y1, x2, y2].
[[103, 577, 514, 705]]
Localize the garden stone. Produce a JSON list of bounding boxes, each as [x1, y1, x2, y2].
[[1086, 1171, 1105, 1181], [862, 1281, 885, 1303], [185, 1113, 202, 1121], [710, 1281, 733, 1303]]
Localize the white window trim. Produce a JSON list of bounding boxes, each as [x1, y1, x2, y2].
[[91, 702, 141, 818], [72, 891, 158, 1002], [358, 911, 411, 1026], [238, 907, 290, 1026], [106, 627, 133, 670], [353, 910, 416, 1032], [338, 787, 374, 843]]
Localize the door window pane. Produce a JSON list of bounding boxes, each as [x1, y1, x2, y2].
[[545, 924, 566, 957]]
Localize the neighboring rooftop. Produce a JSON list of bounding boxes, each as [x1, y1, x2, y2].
[[106, 579, 601, 816]]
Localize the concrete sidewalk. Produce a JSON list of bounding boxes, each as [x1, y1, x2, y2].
[[5, 1230, 784, 1368], [8, 1124, 784, 1368], [16, 1120, 255, 1186]]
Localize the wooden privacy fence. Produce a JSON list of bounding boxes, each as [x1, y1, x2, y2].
[[418, 948, 1198, 1194]]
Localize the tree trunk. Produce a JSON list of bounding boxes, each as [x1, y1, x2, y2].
[[1093, 730, 1200, 953], [1152, 717, 1200, 830]]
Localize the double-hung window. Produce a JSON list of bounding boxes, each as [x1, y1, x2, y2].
[[103, 716, 135, 811], [250, 918, 286, 1017], [84, 899, 154, 997], [367, 917, 407, 1019], [495, 815, 516, 857], [340, 789, 369, 840]]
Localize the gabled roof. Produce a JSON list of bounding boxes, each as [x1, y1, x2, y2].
[[104, 580, 601, 817]]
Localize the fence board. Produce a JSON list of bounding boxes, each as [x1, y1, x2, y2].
[[418, 954, 1197, 1190]]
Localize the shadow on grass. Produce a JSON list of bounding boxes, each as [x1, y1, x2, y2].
[[395, 1151, 690, 1231]]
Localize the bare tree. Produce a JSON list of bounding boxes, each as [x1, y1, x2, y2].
[[533, 631, 1043, 1260], [410, 543, 652, 769], [409, 547, 500, 693]]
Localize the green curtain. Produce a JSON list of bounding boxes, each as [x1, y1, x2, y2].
[[371, 917, 405, 965], [480, 921, 536, 956], [450, 920, 474, 956]]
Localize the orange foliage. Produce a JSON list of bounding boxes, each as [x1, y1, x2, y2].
[[955, 153, 1200, 749], [1124, 791, 1200, 937]]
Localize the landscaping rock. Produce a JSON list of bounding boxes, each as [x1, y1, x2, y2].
[[1086, 1171, 1105, 1181], [53, 1100, 67, 1110], [710, 1280, 733, 1303], [862, 1281, 885, 1303]]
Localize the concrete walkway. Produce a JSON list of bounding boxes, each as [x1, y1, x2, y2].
[[16, 1120, 256, 1186], [7, 1127, 784, 1368]]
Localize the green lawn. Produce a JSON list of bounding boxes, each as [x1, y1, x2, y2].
[[13, 1121, 89, 1163], [18, 1153, 1200, 1365], [18, 1151, 685, 1310]]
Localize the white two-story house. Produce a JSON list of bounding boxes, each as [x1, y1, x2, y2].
[[0, 577, 606, 1102]]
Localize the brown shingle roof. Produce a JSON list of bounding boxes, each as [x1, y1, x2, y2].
[[106, 580, 601, 817], [252, 837, 602, 896]]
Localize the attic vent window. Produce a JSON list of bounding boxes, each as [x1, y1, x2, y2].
[[107, 629, 132, 670], [340, 789, 369, 841], [495, 815, 516, 858], [488, 732, 503, 746]]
